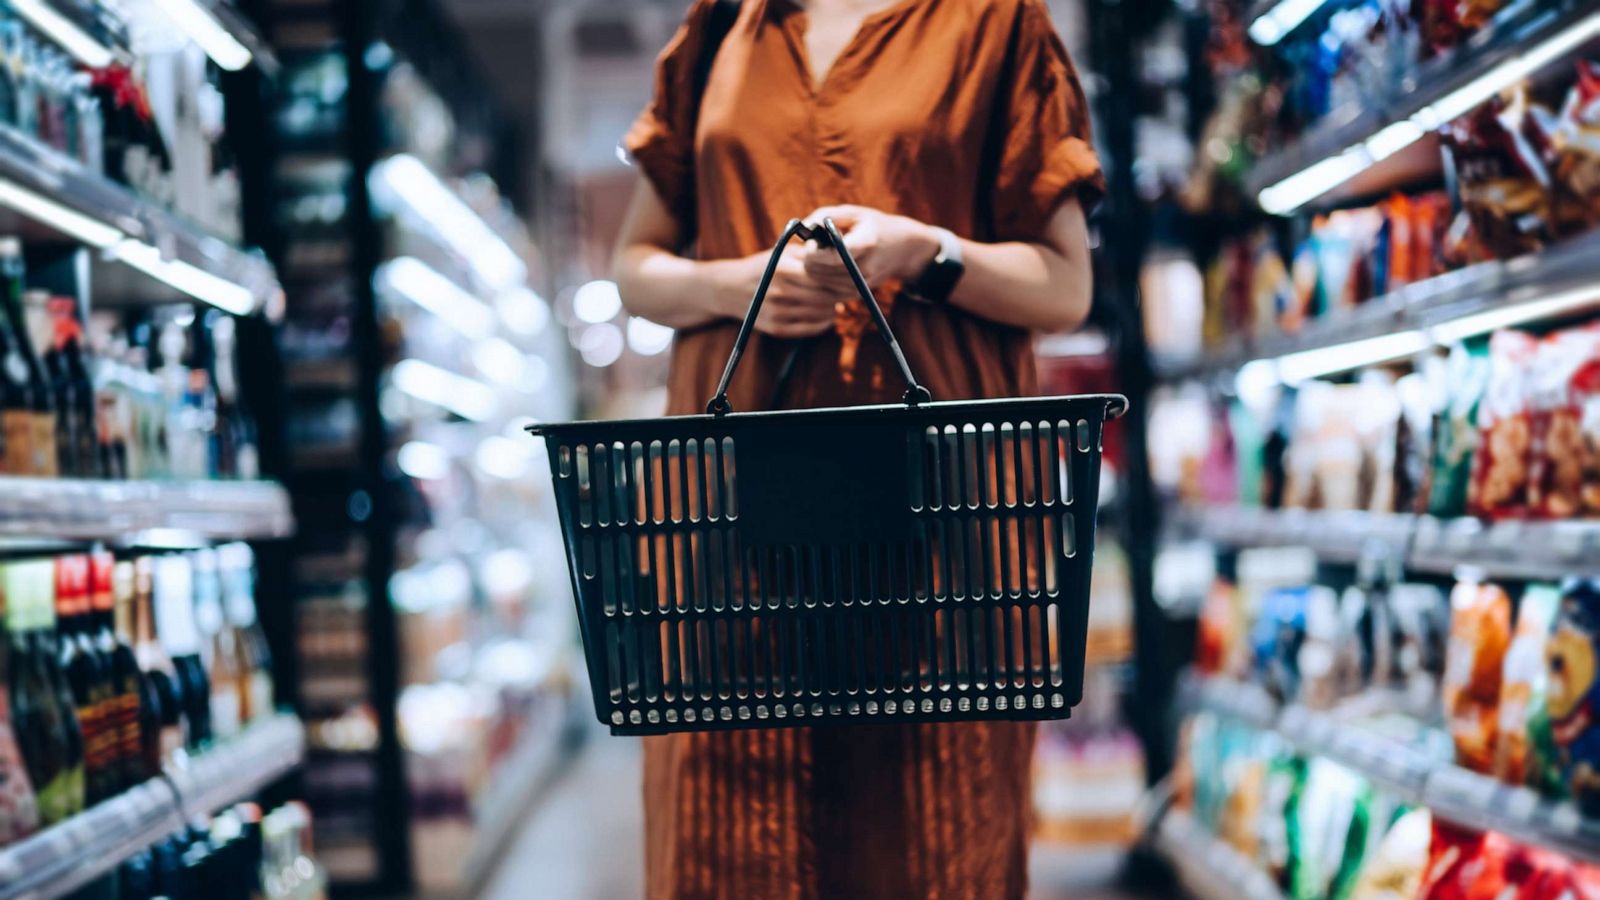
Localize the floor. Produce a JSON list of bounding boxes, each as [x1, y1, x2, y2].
[[477, 728, 1153, 900]]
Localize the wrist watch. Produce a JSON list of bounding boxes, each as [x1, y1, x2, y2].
[[905, 226, 965, 305]]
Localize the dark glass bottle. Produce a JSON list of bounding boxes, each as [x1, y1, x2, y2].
[[55, 555, 113, 804], [5, 279, 57, 477], [0, 238, 36, 475], [94, 553, 146, 791], [0, 562, 39, 844], [45, 296, 97, 478], [154, 554, 210, 749], [132, 556, 183, 768], [14, 560, 82, 823]]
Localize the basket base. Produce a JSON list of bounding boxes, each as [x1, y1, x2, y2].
[[601, 703, 1073, 737]]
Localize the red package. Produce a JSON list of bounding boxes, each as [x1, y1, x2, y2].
[[1469, 331, 1538, 519], [1526, 326, 1600, 518], [1549, 61, 1600, 237], [1443, 88, 1555, 261], [1420, 821, 1511, 899]]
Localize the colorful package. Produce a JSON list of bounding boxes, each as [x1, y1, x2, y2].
[[1428, 342, 1490, 518], [1350, 808, 1432, 900], [1419, 821, 1512, 900], [1526, 325, 1600, 519], [1544, 579, 1600, 815], [1289, 758, 1370, 900], [1548, 61, 1600, 236], [1443, 579, 1513, 773], [1494, 584, 1560, 784], [1468, 330, 1537, 519], [1253, 585, 1312, 703], [1392, 583, 1451, 713], [1442, 88, 1554, 260]]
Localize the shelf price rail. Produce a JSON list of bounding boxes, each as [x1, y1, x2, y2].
[[1187, 676, 1600, 865], [0, 714, 304, 900]]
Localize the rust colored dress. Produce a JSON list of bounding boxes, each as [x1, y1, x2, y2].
[[623, 0, 1104, 896]]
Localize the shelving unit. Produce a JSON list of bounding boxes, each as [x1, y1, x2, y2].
[[0, 477, 292, 543], [1154, 228, 1600, 383], [1188, 675, 1600, 864], [1243, 0, 1600, 212], [1152, 806, 1286, 900], [0, 714, 306, 900], [1171, 503, 1600, 581]]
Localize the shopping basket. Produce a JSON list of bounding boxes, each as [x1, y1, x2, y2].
[[529, 217, 1127, 735]]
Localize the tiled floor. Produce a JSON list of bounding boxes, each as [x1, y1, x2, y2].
[[478, 730, 1150, 900]]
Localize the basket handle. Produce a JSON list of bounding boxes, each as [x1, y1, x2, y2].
[[706, 217, 933, 415]]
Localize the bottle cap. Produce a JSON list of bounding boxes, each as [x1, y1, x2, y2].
[[90, 552, 114, 613]]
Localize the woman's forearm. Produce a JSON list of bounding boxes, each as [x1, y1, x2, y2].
[[945, 237, 1092, 333], [613, 244, 742, 330]]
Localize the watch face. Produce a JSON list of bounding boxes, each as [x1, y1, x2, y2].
[[919, 257, 964, 304]]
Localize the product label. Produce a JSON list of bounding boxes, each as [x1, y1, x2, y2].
[[34, 764, 82, 825], [78, 699, 117, 785], [1, 409, 30, 474], [114, 686, 140, 783], [247, 672, 272, 724], [30, 412, 54, 476]]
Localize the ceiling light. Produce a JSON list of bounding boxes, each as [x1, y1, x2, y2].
[[1247, 0, 1330, 46], [1258, 148, 1370, 215], [391, 359, 498, 421], [397, 441, 451, 481], [0, 178, 123, 247], [376, 256, 494, 339], [626, 316, 674, 355], [1431, 285, 1600, 344], [10, 0, 115, 67], [573, 280, 622, 324], [111, 240, 256, 315], [474, 436, 530, 480], [369, 154, 526, 291], [472, 337, 526, 386], [149, 0, 253, 70], [1274, 329, 1431, 383]]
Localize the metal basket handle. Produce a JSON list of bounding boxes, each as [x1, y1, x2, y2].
[[706, 217, 934, 416]]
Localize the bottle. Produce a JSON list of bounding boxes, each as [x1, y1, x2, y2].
[[0, 563, 39, 845], [155, 554, 210, 749], [45, 296, 98, 477], [193, 549, 239, 740], [132, 556, 183, 765], [220, 544, 271, 724], [0, 242, 56, 478], [208, 314, 257, 480], [56, 555, 113, 804], [91, 330, 131, 480], [112, 560, 160, 783], [0, 239, 35, 475], [13, 561, 82, 823], [94, 553, 145, 791], [5, 562, 53, 826]]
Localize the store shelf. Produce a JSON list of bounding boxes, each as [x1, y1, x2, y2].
[[1171, 503, 1600, 581], [1188, 675, 1600, 863], [1244, 1, 1598, 211], [1153, 807, 1285, 900], [0, 476, 294, 543], [1153, 229, 1600, 383], [0, 714, 305, 900], [0, 124, 280, 316]]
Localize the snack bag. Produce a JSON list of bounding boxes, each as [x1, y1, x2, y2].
[[1468, 330, 1537, 519], [1442, 88, 1554, 260], [1350, 808, 1432, 900], [1548, 61, 1600, 236], [1442, 579, 1512, 773], [1289, 759, 1369, 900], [1284, 235, 1321, 334], [1419, 822, 1512, 900], [1250, 232, 1293, 340], [1527, 326, 1600, 518], [1544, 579, 1600, 815], [1494, 584, 1560, 784], [1428, 343, 1490, 518], [1393, 583, 1451, 714]]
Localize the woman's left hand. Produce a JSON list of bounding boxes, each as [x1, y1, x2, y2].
[[801, 205, 940, 291]]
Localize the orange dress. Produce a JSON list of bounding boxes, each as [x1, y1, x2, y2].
[[624, 0, 1104, 895]]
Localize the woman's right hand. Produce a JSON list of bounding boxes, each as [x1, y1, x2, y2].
[[713, 244, 839, 339]]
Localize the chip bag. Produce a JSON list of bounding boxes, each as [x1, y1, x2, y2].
[[1442, 87, 1554, 260], [1545, 579, 1600, 815], [1468, 330, 1537, 520], [1443, 579, 1512, 773], [1548, 61, 1600, 237], [1494, 584, 1560, 784], [1526, 325, 1600, 519]]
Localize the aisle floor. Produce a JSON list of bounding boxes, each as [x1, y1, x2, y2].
[[478, 731, 1146, 900]]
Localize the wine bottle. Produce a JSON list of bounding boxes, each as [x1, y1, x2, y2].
[[94, 553, 146, 791], [56, 555, 113, 803], [219, 543, 271, 723], [0, 562, 39, 844], [193, 548, 239, 739], [132, 556, 183, 766], [9, 285, 56, 477], [45, 295, 98, 477], [154, 554, 210, 749], [17, 561, 82, 822], [0, 239, 36, 475]]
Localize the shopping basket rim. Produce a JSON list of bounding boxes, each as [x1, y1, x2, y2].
[[524, 392, 1128, 437]]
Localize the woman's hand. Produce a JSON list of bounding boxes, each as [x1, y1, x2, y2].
[[712, 244, 839, 339], [802, 205, 940, 290]]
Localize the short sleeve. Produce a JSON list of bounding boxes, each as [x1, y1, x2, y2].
[[990, 0, 1106, 240], [623, 0, 719, 229]]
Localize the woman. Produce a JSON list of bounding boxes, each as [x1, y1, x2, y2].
[[612, 0, 1104, 894]]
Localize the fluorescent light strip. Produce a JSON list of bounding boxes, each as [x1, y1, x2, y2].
[[369, 155, 527, 291], [111, 240, 256, 315], [148, 0, 253, 71], [1258, 11, 1600, 214], [0, 178, 123, 247], [391, 358, 498, 422], [376, 256, 495, 339], [10, 0, 115, 67], [1431, 285, 1600, 344], [1273, 329, 1431, 383], [1248, 0, 1331, 46]]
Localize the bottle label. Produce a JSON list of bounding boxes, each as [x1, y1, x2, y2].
[[115, 684, 141, 784], [35, 764, 81, 825], [1, 408, 30, 474], [30, 411, 55, 476]]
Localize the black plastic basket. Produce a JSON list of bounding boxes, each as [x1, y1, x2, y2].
[[529, 218, 1127, 735]]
